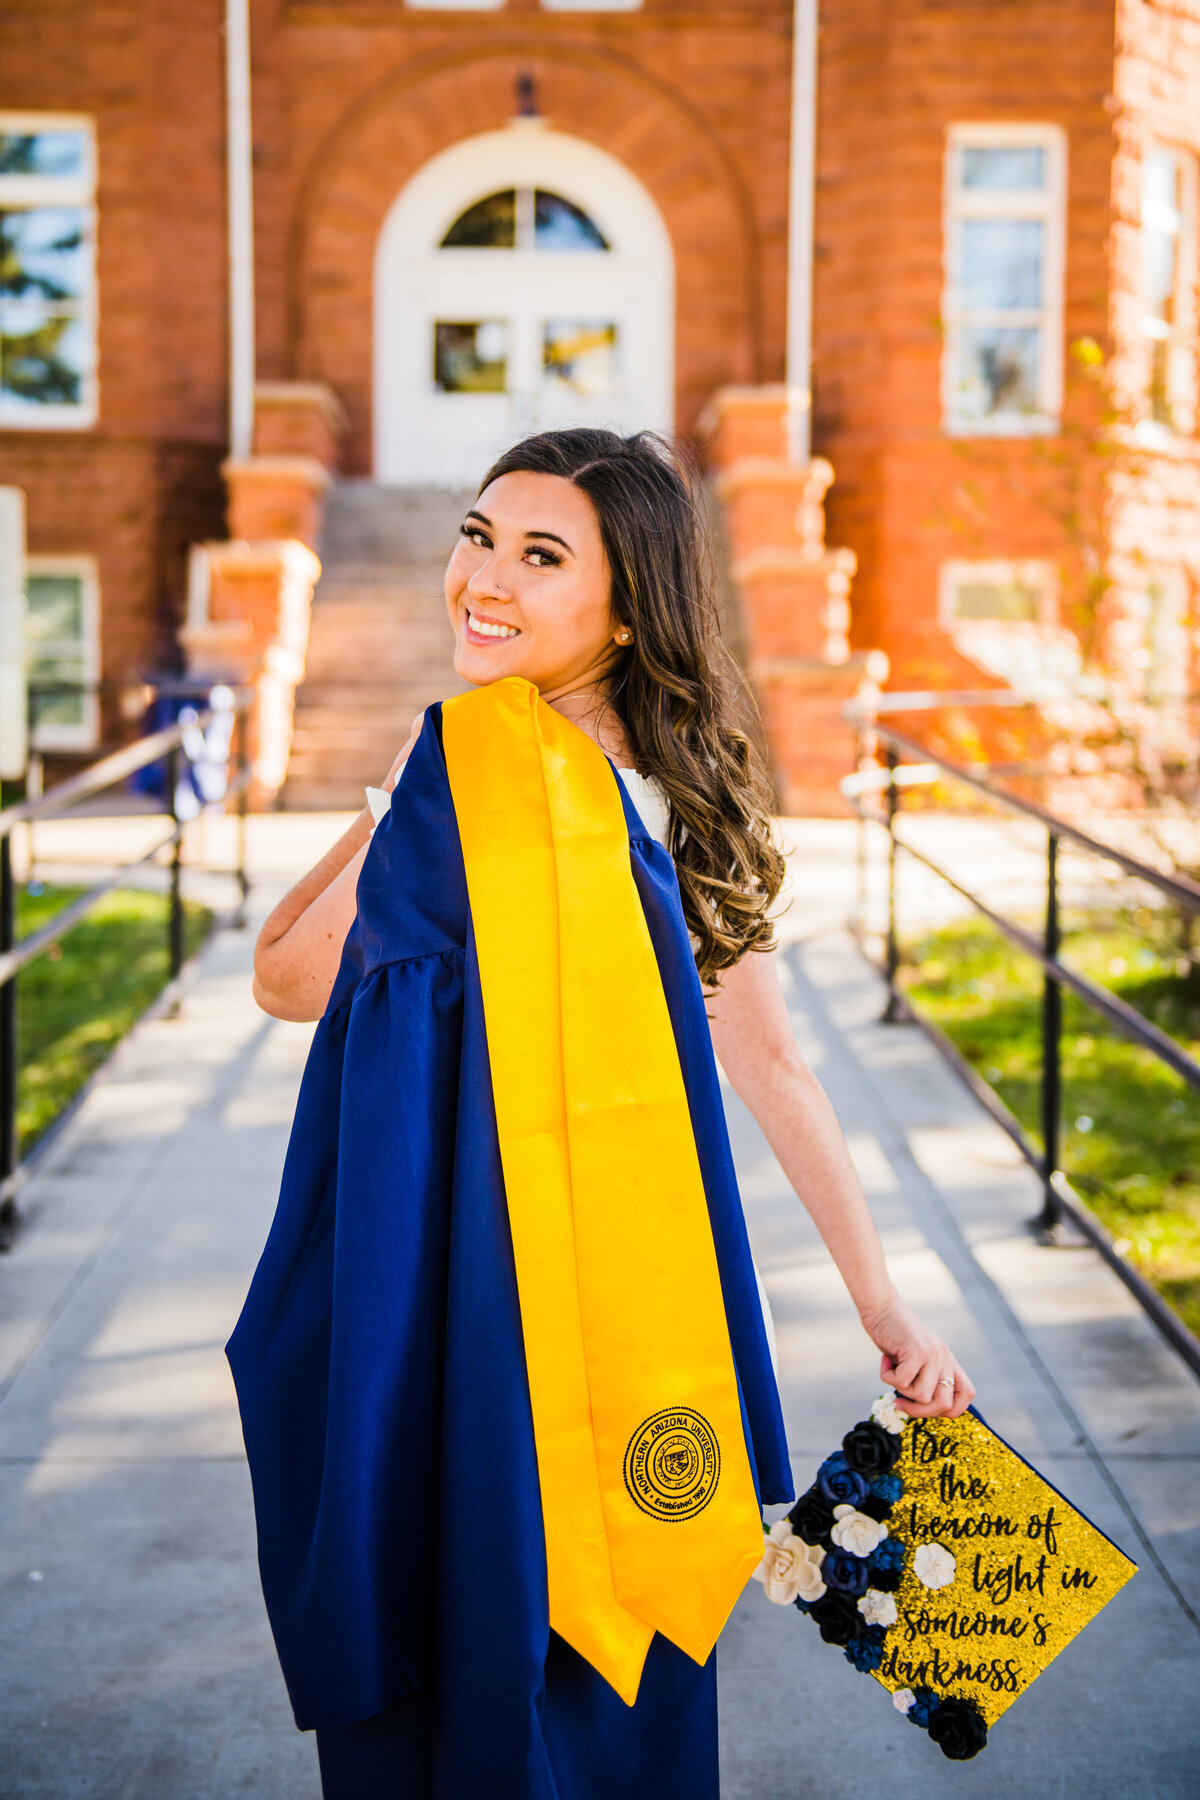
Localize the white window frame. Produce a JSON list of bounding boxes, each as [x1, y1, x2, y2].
[[24, 553, 100, 750], [0, 111, 98, 430], [942, 123, 1066, 437], [1139, 143, 1198, 439], [938, 558, 1058, 629]]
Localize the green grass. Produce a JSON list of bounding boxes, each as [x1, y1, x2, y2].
[[901, 913, 1200, 1340], [15, 883, 214, 1156]]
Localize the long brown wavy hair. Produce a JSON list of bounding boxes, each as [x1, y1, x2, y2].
[[477, 428, 785, 986]]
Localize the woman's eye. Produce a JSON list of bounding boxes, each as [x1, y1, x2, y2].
[[526, 549, 561, 568], [460, 525, 491, 548]]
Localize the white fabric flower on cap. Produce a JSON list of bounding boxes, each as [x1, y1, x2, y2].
[[858, 1588, 899, 1628], [830, 1504, 889, 1557], [913, 1541, 956, 1590], [752, 1520, 827, 1605], [892, 1687, 916, 1715], [871, 1391, 909, 1435]]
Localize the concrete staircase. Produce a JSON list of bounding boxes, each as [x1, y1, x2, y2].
[[281, 482, 471, 810]]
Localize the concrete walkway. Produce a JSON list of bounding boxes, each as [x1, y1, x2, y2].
[[0, 819, 1197, 1798]]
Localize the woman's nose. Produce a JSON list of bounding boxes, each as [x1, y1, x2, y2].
[[467, 557, 514, 602]]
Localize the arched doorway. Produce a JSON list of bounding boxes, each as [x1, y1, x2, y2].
[[374, 128, 674, 485]]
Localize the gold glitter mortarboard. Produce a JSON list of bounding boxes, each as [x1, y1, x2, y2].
[[756, 1400, 1138, 1758], [871, 1407, 1137, 1733]]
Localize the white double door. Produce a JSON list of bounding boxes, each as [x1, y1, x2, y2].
[[374, 132, 675, 488]]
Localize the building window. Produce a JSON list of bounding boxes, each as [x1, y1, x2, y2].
[[0, 116, 96, 428], [939, 560, 1055, 626], [1140, 147, 1198, 436], [943, 126, 1066, 436], [25, 556, 99, 749], [939, 559, 1078, 697]]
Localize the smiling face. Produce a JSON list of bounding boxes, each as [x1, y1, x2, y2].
[[444, 470, 629, 696]]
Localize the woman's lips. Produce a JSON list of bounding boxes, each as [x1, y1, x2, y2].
[[465, 608, 521, 644]]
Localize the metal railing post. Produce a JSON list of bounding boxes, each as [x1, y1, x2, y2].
[[167, 747, 184, 983], [235, 704, 249, 927], [1038, 830, 1063, 1233], [0, 832, 16, 1234], [883, 748, 902, 1022]]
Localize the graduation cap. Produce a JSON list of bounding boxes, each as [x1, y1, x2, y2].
[[753, 1400, 1137, 1758]]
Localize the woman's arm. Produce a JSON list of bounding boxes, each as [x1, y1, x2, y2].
[[252, 717, 423, 1023], [706, 948, 975, 1420]]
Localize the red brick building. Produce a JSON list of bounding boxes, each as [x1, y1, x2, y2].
[[0, 0, 1197, 806]]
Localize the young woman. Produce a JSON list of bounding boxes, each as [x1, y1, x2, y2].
[[237, 429, 974, 1799]]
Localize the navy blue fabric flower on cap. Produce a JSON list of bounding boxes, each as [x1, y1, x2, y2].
[[822, 1549, 870, 1598], [868, 1535, 906, 1573], [816, 1451, 871, 1510], [845, 1625, 886, 1673]]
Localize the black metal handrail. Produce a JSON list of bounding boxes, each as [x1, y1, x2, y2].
[[0, 689, 254, 1239], [844, 705, 1200, 1380]]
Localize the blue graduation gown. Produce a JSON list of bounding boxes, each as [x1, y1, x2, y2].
[[226, 706, 792, 1793]]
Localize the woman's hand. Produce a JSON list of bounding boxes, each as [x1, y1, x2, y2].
[[859, 1291, 975, 1420]]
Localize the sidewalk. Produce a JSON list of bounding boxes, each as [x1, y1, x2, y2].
[[0, 819, 1197, 1798]]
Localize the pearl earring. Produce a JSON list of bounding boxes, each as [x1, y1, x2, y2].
[[616, 627, 633, 645]]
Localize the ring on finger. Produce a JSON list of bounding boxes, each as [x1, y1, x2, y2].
[[938, 1376, 955, 1390]]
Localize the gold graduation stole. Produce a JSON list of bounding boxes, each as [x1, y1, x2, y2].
[[441, 678, 763, 1706]]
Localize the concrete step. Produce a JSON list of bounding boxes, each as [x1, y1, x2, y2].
[[282, 481, 469, 809], [317, 481, 471, 572]]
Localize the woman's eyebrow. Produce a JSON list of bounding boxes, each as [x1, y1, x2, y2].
[[464, 509, 491, 527], [525, 530, 573, 553]]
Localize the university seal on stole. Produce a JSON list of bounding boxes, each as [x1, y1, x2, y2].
[[623, 1408, 721, 1522]]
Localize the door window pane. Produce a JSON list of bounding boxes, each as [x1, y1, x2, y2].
[[542, 321, 618, 396], [440, 191, 516, 249], [534, 192, 608, 251], [961, 146, 1045, 191], [960, 219, 1043, 312], [955, 327, 1040, 419], [434, 320, 508, 392], [439, 188, 609, 252]]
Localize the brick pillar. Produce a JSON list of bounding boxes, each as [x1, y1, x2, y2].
[[180, 541, 321, 809], [181, 382, 344, 806], [703, 387, 885, 815]]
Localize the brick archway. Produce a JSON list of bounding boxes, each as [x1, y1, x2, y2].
[[292, 42, 759, 474]]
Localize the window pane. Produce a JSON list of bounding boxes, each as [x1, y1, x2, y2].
[[440, 191, 516, 249], [0, 130, 87, 179], [26, 572, 85, 642], [952, 580, 1042, 622], [960, 219, 1043, 311], [956, 326, 1041, 417], [1142, 150, 1180, 223], [0, 303, 87, 406], [1143, 227, 1177, 321], [534, 192, 609, 252], [961, 146, 1045, 191], [542, 320, 618, 396], [434, 320, 507, 392], [28, 654, 86, 727], [1, 207, 87, 302]]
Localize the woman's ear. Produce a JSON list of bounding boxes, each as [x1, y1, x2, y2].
[[614, 624, 634, 646]]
